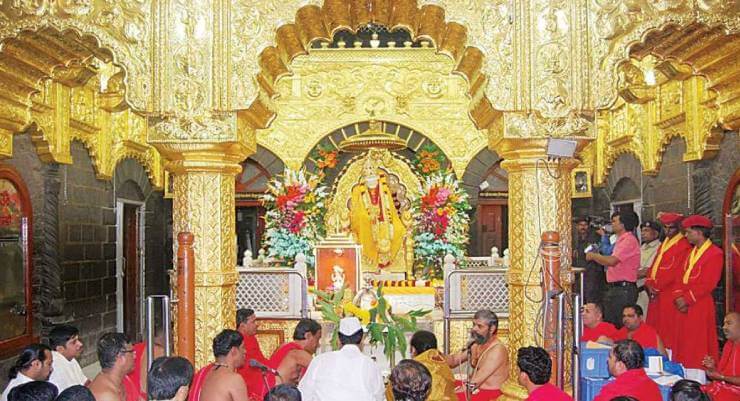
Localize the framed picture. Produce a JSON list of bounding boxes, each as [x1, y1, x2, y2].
[[572, 168, 592, 198]]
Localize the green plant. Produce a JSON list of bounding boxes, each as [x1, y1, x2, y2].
[[312, 286, 346, 350]]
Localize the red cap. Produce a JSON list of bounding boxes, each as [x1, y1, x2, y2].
[[658, 212, 683, 225], [681, 215, 713, 229]]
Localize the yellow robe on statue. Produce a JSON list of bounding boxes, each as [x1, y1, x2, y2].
[[350, 172, 406, 271], [385, 349, 458, 401]]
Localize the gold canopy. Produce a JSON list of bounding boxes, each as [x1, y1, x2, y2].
[[339, 120, 406, 152]]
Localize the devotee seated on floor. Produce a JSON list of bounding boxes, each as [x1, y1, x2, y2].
[[1, 344, 54, 401], [47, 324, 89, 392], [580, 303, 617, 343], [147, 356, 194, 401], [88, 333, 141, 401], [189, 329, 247, 401], [387, 359, 432, 401], [447, 310, 509, 401], [386, 330, 456, 401], [7, 381, 57, 401], [671, 215, 723, 370], [671, 379, 710, 401], [701, 311, 740, 401], [298, 317, 384, 401], [235, 308, 269, 401], [269, 318, 322, 385], [612, 304, 666, 356], [263, 384, 301, 401], [55, 385, 95, 401], [592, 339, 662, 401], [128, 326, 166, 395], [516, 346, 571, 401]]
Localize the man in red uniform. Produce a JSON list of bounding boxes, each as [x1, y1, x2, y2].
[[516, 346, 572, 401], [235, 308, 269, 401], [593, 339, 662, 401], [580, 303, 617, 343], [268, 318, 322, 385], [702, 312, 740, 401], [644, 212, 692, 350], [613, 304, 666, 355], [671, 215, 723, 369]]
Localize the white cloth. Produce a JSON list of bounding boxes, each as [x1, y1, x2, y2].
[[49, 351, 88, 393], [298, 344, 384, 401], [1, 373, 33, 401], [638, 240, 661, 318]]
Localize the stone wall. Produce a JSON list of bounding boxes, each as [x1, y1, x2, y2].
[[0, 137, 170, 387]]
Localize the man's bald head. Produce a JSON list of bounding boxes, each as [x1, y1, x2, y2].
[[723, 312, 740, 342]]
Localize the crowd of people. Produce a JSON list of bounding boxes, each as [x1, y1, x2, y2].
[[575, 210, 740, 401]]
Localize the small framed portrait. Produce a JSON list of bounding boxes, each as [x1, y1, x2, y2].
[[572, 168, 592, 198], [164, 171, 175, 199]]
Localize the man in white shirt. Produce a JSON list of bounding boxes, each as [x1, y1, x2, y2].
[[638, 221, 662, 318], [298, 317, 384, 401], [48, 324, 89, 392], [1, 344, 54, 401]]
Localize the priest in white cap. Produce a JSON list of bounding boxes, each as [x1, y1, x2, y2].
[[298, 317, 384, 401]]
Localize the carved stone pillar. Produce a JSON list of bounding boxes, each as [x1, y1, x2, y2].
[[496, 139, 577, 401]]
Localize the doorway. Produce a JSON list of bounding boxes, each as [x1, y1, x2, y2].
[[116, 200, 145, 340], [473, 200, 509, 256], [236, 205, 265, 264]]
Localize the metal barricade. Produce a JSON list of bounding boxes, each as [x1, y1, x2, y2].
[[145, 295, 171, 369], [443, 268, 509, 353], [236, 267, 308, 318]]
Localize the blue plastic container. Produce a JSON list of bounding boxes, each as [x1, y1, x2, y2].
[[580, 347, 611, 378], [579, 377, 611, 401], [659, 384, 671, 401]]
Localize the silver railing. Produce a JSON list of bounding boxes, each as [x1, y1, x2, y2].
[[443, 265, 509, 353], [145, 295, 171, 369], [236, 267, 308, 318]]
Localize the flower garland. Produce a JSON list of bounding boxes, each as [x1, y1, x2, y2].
[[412, 172, 470, 279], [262, 169, 328, 266], [413, 143, 446, 176], [311, 144, 339, 178]]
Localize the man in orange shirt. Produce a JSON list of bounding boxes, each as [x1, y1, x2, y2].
[[644, 212, 691, 350], [671, 215, 723, 369]]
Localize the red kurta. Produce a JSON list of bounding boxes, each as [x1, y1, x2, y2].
[[524, 383, 572, 401], [592, 368, 662, 401], [613, 323, 660, 350], [644, 235, 691, 349], [188, 363, 215, 401], [703, 341, 740, 401], [126, 342, 146, 397], [454, 385, 502, 401], [237, 334, 270, 401], [580, 321, 618, 343], [671, 242, 723, 369], [732, 245, 740, 312]]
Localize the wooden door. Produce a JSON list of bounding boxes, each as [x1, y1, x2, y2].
[[475, 202, 508, 256], [123, 204, 140, 340]]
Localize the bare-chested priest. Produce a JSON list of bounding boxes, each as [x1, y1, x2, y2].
[[189, 329, 248, 401], [447, 310, 509, 401], [268, 318, 322, 385]]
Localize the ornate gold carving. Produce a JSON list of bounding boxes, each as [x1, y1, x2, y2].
[[0, 1, 152, 110], [253, 47, 488, 177]]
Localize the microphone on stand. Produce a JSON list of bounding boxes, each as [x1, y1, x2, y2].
[[249, 359, 281, 377]]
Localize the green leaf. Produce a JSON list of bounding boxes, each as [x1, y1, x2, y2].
[[396, 330, 408, 358], [332, 286, 346, 304]]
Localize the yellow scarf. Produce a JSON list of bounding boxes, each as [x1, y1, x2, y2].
[[682, 239, 712, 284], [649, 234, 684, 280]]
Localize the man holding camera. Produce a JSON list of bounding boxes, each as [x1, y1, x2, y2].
[[586, 210, 641, 328]]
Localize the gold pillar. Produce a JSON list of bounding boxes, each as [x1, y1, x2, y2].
[[497, 139, 577, 401], [161, 145, 248, 367]]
